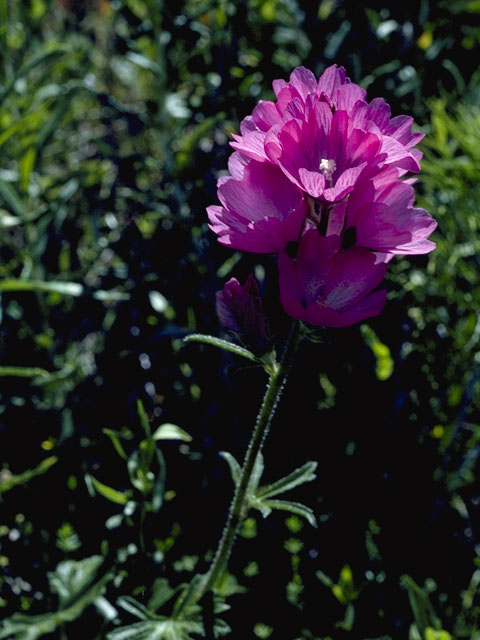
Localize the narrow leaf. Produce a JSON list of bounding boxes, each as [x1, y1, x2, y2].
[[184, 334, 258, 362], [247, 452, 264, 496], [249, 496, 272, 519], [0, 178, 25, 216], [137, 399, 151, 438], [152, 423, 192, 442], [117, 596, 157, 621], [262, 499, 317, 527], [0, 456, 58, 494], [102, 429, 129, 460], [256, 461, 318, 499], [0, 279, 129, 301], [0, 365, 50, 378], [219, 451, 241, 487], [86, 474, 128, 505]]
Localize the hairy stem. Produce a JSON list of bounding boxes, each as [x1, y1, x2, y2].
[[176, 321, 303, 615]]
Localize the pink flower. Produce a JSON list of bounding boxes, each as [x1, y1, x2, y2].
[[319, 166, 437, 258], [278, 231, 387, 327], [207, 153, 307, 253], [207, 65, 436, 329], [263, 99, 384, 202], [231, 64, 423, 187], [216, 274, 268, 345]]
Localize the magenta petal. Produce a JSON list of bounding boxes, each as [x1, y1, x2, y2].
[[230, 130, 267, 162], [323, 164, 367, 202], [325, 289, 387, 327], [386, 115, 424, 148], [252, 100, 281, 130], [316, 64, 348, 97], [289, 66, 318, 101], [210, 159, 307, 253], [351, 203, 414, 250], [323, 248, 387, 310], [380, 136, 421, 172], [334, 83, 366, 111], [278, 230, 388, 327], [298, 169, 326, 198]]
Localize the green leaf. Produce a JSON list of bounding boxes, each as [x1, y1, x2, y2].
[[0, 456, 58, 494], [148, 578, 177, 613], [117, 596, 158, 621], [48, 556, 104, 607], [152, 423, 192, 442], [361, 325, 394, 381], [106, 618, 203, 640], [86, 474, 129, 505], [0, 556, 111, 639], [137, 399, 151, 438], [425, 628, 452, 640], [247, 452, 264, 496], [0, 178, 25, 216], [0, 366, 50, 378], [183, 334, 258, 362], [259, 499, 317, 527], [401, 575, 440, 637], [219, 451, 241, 487], [0, 279, 129, 300], [102, 428, 129, 460], [256, 461, 317, 499]]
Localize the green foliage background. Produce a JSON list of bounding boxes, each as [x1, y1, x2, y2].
[[1, 0, 480, 638]]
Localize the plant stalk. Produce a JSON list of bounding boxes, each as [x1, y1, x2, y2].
[[177, 321, 303, 614]]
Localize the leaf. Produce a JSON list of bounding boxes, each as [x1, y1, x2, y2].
[[219, 451, 241, 487], [148, 578, 177, 613], [183, 334, 258, 362], [0, 560, 111, 639], [0, 177, 25, 216], [259, 499, 317, 527], [48, 556, 104, 607], [246, 452, 264, 496], [256, 461, 317, 499], [0, 279, 129, 301], [106, 618, 203, 640], [150, 449, 166, 512], [137, 399, 151, 438], [152, 424, 192, 442], [0, 366, 50, 378], [0, 47, 68, 101], [102, 428, 129, 460], [0, 456, 58, 494], [86, 474, 129, 505], [401, 575, 440, 637], [117, 596, 158, 621], [361, 324, 394, 381]]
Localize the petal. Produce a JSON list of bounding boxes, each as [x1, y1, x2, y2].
[[289, 66, 318, 101], [316, 64, 348, 97], [252, 100, 281, 130], [230, 130, 267, 162], [298, 169, 326, 198], [323, 247, 388, 310]]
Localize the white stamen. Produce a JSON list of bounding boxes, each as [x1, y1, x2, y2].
[[319, 158, 337, 181]]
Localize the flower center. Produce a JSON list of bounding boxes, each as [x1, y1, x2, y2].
[[319, 158, 337, 181]]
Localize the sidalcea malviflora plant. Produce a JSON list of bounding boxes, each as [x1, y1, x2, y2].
[[208, 64, 436, 327], [167, 65, 437, 634]]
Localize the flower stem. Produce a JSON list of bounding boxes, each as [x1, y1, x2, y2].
[[177, 321, 303, 614]]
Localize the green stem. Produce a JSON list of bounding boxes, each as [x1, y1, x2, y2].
[[177, 321, 303, 614]]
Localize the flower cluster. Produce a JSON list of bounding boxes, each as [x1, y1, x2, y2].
[[208, 65, 436, 328]]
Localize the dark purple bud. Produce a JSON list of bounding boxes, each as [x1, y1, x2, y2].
[[216, 274, 268, 346]]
